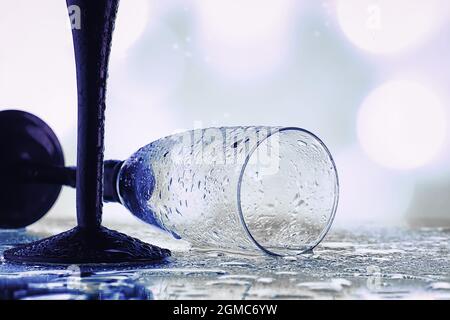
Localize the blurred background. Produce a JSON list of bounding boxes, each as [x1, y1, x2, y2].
[[1, 0, 450, 234]]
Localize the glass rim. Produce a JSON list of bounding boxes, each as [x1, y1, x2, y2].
[[236, 126, 340, 256]]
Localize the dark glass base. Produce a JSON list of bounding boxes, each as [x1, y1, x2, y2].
[[3, 226, 171, 265], [0, 110, 65, 229]]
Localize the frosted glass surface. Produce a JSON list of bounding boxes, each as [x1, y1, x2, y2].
[[118, 127, 338, 255]]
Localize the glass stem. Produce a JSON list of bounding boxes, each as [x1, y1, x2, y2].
[[67, 0, 120, 230], [13, 160, 123, 204]]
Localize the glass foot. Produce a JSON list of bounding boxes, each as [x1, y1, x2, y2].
[[3, 226, 171, 265]]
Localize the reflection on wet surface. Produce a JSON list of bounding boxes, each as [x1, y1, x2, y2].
[[1, 224, 449, 300]]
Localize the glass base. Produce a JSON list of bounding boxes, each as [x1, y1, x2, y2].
[[3, 226, 171, 265]]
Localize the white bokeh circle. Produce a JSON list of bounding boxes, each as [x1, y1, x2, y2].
[[193, 0, 296, 81], [335, 0, 446, 55], [0, 1, 77, 139], [357, 80, 447, 170], [111, 0, 153, 60]]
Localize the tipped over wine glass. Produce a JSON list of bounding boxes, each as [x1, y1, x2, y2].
[[0, 110, 339, 257]]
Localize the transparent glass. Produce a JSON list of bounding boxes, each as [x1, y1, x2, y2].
[[117, 127, 339, 256]]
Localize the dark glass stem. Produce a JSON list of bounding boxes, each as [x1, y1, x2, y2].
[[15, 161, 123, 204], [2, 0, 171, 263], [67, 0, 120, 229]]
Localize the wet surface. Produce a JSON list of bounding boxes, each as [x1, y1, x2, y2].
[[1, 223, 449, 300]]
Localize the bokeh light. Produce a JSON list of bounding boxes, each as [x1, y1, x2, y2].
[[0, 0, 77, 139], [1, 0, 450, 228], [193, 0, 296, 81], [335, 0, 446, 55], [357, 80, 447, 170], [111, 0, 152, 60]]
